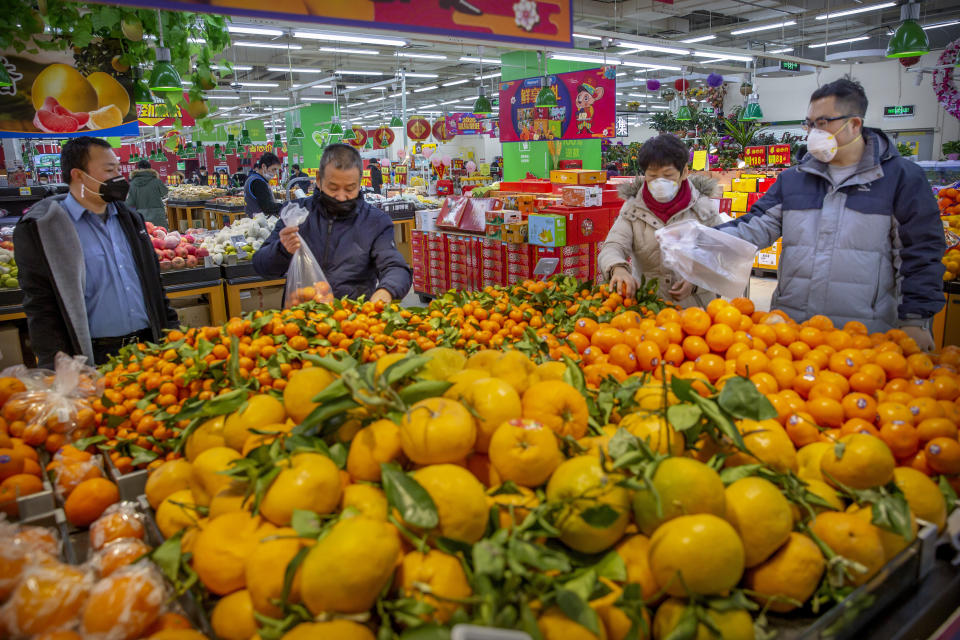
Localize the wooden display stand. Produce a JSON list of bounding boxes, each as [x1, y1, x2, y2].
[[166, 204, 207, 232], [224, 277, 285, 318], [394, 219, 415, 266], [165, 281, 227, 326], [933, 283, 960, 349], [213, 210, 247, 228]]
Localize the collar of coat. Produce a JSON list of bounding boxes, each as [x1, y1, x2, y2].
[[798, 126, 892, 187]]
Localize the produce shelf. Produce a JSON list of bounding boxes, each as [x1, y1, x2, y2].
[[160, 266, 223, 287], [0, 287, 24, 307]]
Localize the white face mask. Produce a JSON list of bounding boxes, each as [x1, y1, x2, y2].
[[646, 177, 680, 203], [806, 119, 859, 163]]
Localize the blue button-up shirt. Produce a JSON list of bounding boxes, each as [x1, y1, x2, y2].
[[62, 194, 151, 338]]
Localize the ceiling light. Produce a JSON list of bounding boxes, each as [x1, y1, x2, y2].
[[475, 73, 500, 80], [421, 103, 438, 108], [267, 67, 324, 73], [622, 61, 682, 71], [217, 64, 252, 71], [367, 96, 386, 103], [681, 35, 717, 43], [809, 36, 870, 47], [293, 31, 406, 46], [618, 42, 690, 55], [414, 85, 438, 92], [460, 56, 501, 64], [697, 58, 732, 64], [440, 99, 462, 105], [816, 2, 895, 20], [692, 51, 753, 62], [649, 105, 670, 110], [730, 21, 796, 35], [404, 72, 439, 78], [228, 25, 283, 36], [768, 47, 794, 54], [338, 70, 383, 76], [389, 92, 403, 97], [234, 42, 302, 49], [239, 82, 279, 87], [319, 47, 379, 56], [473, 85, 493, 114], [255, 97, 289, 101], [573, 33, 602, 40], [442, 79, 469, 86], [398, 52, 447, 60], [923, 20, 960, 30], [149, 48, 182, 93], [628, 93, 650, 98], [187, 38, 206, 44], [208, 95, 240, 100], [303, 97, 335, 102], [550, 53, 622, 64], [616, 72, 628, 77]]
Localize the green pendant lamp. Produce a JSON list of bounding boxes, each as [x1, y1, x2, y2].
[[886, 19, 928, 57], [213, 143, 222, 159], [195, 142, 203, 158], [329, 115, 344, 136], [676, 104, 692, 121], [240, 128, 253, 146], [343, 123, 357, 141], [473, 85, 493, 115], [225, 134, 237, 154], [133, 79, 152, 104], [389, 112, 403, 127], [148, 48, 182, 93], [273, 133, 282, 147], [0, 64, 12, 88], [364, 137, 373, 150], [535, 78, 557, 107], [739, 96, 764, 121]]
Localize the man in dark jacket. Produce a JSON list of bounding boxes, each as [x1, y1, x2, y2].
[[254, 144, 411, 303], [717, 77, 945, 348], [368, 161, 383, 194], [15, 137, 180, 367], [125, 159, 168, 227]]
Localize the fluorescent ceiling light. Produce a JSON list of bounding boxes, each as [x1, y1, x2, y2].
[[319, 47, 379, 56], [698, 58, 732, 64], [421, 103, 438, 108], [692, 51, 753, 62], [650, 105, 670, 110], [267, 67, 324, 73], [367, 96, 386, 103], [441, 99, 462, 105], [302, 97, 335, 102], [442, 79, 469, 86], [404, 72, 439, 78], [923, 20, 960, 30], [208, 96, 240, 100], [616, 72, 628, 77], [293, 31, 406, 46], [389, 92, 403, 97], [768, 47, 794, 53], [255, 97, 289, 101], [816, 2, 895, 20], [731, 21, 796, 35], [681, 35, 717, 43], [550, 53, 622, 64], [238, 82, 279, 87], [397, 52, 447, 60], [217, 65, 252, 71], [628, 93, 650, 97], [413, 85, 438, 92], [808, 36, 870, 47], [622, 61, 682, 70], [476, 73, 500, 80], [618, 42, 690, 55], [228, 25, 284, 36], [460, 56, 500, 64], [234, 42, 302, 49], [187, 38, 206, 44], [573, 33, 602, 40], [209, 89, 267, 95], [337, 70, 383, 76]]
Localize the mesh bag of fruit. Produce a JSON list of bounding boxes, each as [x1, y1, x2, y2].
[[280, 202, 334, 307]]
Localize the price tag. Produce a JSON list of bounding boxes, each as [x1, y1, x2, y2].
[[231, 234, 248, 259], [767, 144, 791, 166], [744, 146, 768, 167], [692, 150, 708, 171], [18, 187, 30, 196]]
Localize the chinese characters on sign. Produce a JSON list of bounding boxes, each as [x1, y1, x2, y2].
[[767, 144, 791, 166], [744, 146, 768, 167], [615, 116, 629, 137]]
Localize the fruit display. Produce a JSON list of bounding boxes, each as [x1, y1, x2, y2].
[[146, 222, 210, 271], [0, 278, 958, 639], [0, 240, 17, 290], [198, 214, 276, 265], [207, 196, 246, 208], [939, 186, 960, 281], [166, 186, 226, 202]]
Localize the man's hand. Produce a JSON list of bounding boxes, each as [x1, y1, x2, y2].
[[371, 288, 393, 304], [279, 226, 301, 254], [901, 324, 936, 352], [610, 266, 639, 298], [668, 279, 694, 301]]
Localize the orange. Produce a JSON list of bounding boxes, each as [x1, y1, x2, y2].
[[907, 353, 935, 378], [3, 562, 92, 635], [769, 358, 797, 390], [824, 330, 853, 351], [53, 459, 104, 496], [772, 322, 798, 346], [64, 478, 120, 527], [0, 448, 24, 482], [932, 376, 960, 401], [735, 349, 770, 377], [714, 306, 743, 330], [785, 412, 821, 448], [574, 317, 599, 338], [916, 418, 958, 442], [94, 538, 152, 577], [829, 349, 864, 377], [750, 372, 779, 395], [661, 321, 683, 344], [806, 397, 844, 428], [641, 326, 670, 352], [751, 324, 777, 348], [808, 382, 845, 402], [695, 354, 725, 382], [810, 512, 884, 586], [806, 314, 835, 331], [876, 402, 914, 426], [0, 376, 26, 406], [706, 298, 728, 319], [80, 566, 166, 640], [925, 437, 960, 474], [876, 351, 909, 378], [680, 307, 711, 336], [635, 341, 662, 371], [488, 419, 563, 488], [522, 381, 589, 439], [705, 323, 734, 352], [731, 297, 755, 316], [841, 393, 878, 422], [663, 344, 684, 366], [607, 343, 638, 374], [842, 417, 879, 437], [879, 422, 919, 459], [798, 326, 824, 348], [908, 397, 944, 422], [610, 311, 642, 331], [656, 308, 680, 325], [89, 505, 145, 550], [591, 327, 625, 352]]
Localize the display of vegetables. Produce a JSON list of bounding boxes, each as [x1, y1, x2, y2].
[[198, 214, 276, 265], [0, 240, 17, 290]]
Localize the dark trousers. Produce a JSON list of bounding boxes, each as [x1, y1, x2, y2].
[[92, 327, 153, 365]]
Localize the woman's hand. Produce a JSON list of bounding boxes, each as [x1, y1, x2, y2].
[[668, 279, 694, 300], [279, 226, 301, 254], [610, 266, 639, 298]]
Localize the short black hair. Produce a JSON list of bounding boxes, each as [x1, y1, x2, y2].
[[318, 143, 362, 181], [61, 136, 112, 184], [136, 159, 151, 169], [636, 134, 688, 174], [255, 152, 281, 169], [810, 75, 868, 117], [292, 164, 300, 171]]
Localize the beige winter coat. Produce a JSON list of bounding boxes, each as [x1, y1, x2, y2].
[[598, 175, 724, 308]]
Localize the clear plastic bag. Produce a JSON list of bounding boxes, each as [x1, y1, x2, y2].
[[280, 202, 334, 307], [655, 219, 758, 300]]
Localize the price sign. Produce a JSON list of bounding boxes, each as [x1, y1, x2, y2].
[[231, 234, 248, 259], [767, 144, 791, 166], [744, 146, 768, 167], [18, 187, 30, 196]]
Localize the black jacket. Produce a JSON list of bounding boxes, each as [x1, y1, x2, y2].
[[14, 196, 180, 367], [369, 165, 383, 193]]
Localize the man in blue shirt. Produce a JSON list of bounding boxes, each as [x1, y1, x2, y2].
[[15, 137, 179, 367]]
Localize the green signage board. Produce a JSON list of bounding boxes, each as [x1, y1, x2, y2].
[[779, 60, 801, 72], [196, 119, 268, 142], [286, 104, 336, 169], [883, 105, 915, 117]]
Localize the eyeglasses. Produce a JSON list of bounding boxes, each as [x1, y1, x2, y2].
[[802, 114, 857, 131]]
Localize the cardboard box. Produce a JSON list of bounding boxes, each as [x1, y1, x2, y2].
[[0, 326, 23, 369], [415, 209, 440, 232], [519, 179, 553, 193], [528, 214, 567, 247], [550, 169, 607, 185], [517, 194, 537, 213], [502, 210, 523, 224], [173, 300, 212, 327], [502, 222, 528, 244], [732, 178, 757, 193], [484, 224, 501, 240], [562, 186, 602, 208], [723, 191, 749, 213]]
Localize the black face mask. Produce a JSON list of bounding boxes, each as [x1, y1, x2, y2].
[[319, 190, 358, 217], [82, 172, 130, 203]]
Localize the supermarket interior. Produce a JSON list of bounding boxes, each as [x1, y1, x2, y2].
[[2, 0, 960, 639]]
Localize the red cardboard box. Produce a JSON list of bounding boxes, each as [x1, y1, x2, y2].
[[602, 188, 623, 206], [519, 179, 552, 193], [747, 192, 763, 209], [757, 178, 776, 194]]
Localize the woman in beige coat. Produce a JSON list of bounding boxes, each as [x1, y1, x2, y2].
[[598, 134, 723, 308]]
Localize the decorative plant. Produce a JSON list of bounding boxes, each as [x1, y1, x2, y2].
[[721, 111, 767, 151], [649, 111, 680, 134], [897, 142, 915, 157], [942, 141, 960, 157]]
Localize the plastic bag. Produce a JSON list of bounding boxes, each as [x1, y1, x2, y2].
[[89, 501, 145, 550], [280, 202, 334, 307], [655, 219, 758, 300]]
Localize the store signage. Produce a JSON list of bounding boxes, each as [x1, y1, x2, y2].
[[779, 61, 801, 72], [615, 116, 629, 137], [123, 0, 573, 48], [137, 99, 196, 127], [767, 144, 791, 166], [407, 117, 431, 142], [448, 113, 483, 136], [372, 126, 395, 149], [883, 105, 915, 118], [701, 106, 716, 114], [744, 146, 768, 167], [499, 67, 616, 143], [347, 126, 369, 148]]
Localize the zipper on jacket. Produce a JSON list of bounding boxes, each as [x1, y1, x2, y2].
[[323, 218, 334, 270]]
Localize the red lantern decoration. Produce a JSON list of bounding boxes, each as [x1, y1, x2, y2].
[[899, 56, 921, 67], [432, 116, 456, 142], [407, 116, 430, 142], [674, 79, 689, 92], [347, 126, 368, 148], [373, 126, 396, 149]]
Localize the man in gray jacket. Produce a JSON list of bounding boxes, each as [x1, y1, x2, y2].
[[717, 77, 944, 348]]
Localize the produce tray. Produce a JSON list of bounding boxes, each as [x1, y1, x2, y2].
[[945, 280, 960, 295], [0, 287, 24, 307], [205, 203, 246, 213], [221, 261, 259, 281], [166, 199, 210, 207], [160, 266, 223, 287]]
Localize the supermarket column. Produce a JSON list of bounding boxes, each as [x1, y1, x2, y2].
[[14, 136, 180, 367], [254, 144, 412, 304], [714, 77, 945, 346]]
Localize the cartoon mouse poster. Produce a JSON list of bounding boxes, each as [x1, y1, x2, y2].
[[575, 83, 604, 134]]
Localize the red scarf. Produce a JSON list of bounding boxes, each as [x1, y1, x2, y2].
[[641, 179, 692, 223]]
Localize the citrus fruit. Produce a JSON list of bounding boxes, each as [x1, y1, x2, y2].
[[797, 442, 831, 482], [460, 377, 522, 452], [488, 418, 563, 488], [537, 606, 606, 640], [522, 380, 589, 438], [819, 434, 895, 490], [810, 512, 885, 586], [489, 350, 537, 393], [893, 467, 947, 532], [191, 511, 276, 595], [420, 347, 468, 381], [93, 538, 151, 577], [848, 504, 917, 561], [280, 620, 375, 640], [341, 483, 388, 520], [1, 561, 92, 635], [155, 489, 201, 539], [411, 464, 488, 543], [300, 516, 400, 614], [619, 412, 684, 455], [89, 503, 144, 549], [87, 104, 124, 130], [724, 419, 797, 473], [488, 485, 539, 530], [443, 368, 490, 399], [189, 446, 241, 506], [31, 64, 98, 113], [632, 457, 726, 535], [223, 395, 286, 451], [260, 452, 341, 526], [210, 589, 258, 640], [652, 597, 755, 640], [64, 477, 119, 527], [400, 398, 477, 465], [145, 459, 192, 509], [184, 416, 227, 463], [744, 532, 825, 612], [284, 367, 335, 423], [925, 437, 960, 474], [724, 477, 793, 567], [79, 565, 165, 640], [546, 455, 632, 554], [86, 71, 130, 115], [649, 513, 745, 597], [399, 550, 472, 623], [347, 419, 404, 484], [614, 534, 659, 602]]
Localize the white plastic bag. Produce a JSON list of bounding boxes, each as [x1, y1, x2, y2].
[[280, 202, 333, 307], [655, 219, 758, 300]]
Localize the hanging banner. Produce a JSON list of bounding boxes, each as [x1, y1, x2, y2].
[[767, 144, 791, 166], [447, 113, 484, 135], [347, 126, 369, 148], [407, 116, 431, 142], [372, 126, 396, 149], [498, 66, 616, 143], [432, 116, 456, 143], [0, 53, 139, 138], [744, 146, 768, 167], [113, 0, 572, 48], [136, 99, 196, 128]]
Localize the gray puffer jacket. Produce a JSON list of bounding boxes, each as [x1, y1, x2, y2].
[[598, 174, 724, 308], [718, 128, 945, 332]]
